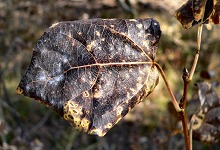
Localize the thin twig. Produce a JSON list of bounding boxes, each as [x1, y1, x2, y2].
[[179, 68, 190, 150], [155, 62, 190, 148], [180, 68, 189, 109], [189, 25, 203, 80], [154, 62, 182, 112]]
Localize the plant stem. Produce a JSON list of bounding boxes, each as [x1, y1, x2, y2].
[[180, 110, 190, 150], [155, 24, 203, 149], [179, 25, 203, 150], [189, 25, 203, 80], [179, 68, 189, 109], [155, 63, 190, 149], [179, 68, 190, 150], [154, 63, 182, 112]]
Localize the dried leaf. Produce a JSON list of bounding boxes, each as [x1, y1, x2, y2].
[[191, 82, 220, 144], [175, 0, 220, 29], [16, 18, 161, 136]]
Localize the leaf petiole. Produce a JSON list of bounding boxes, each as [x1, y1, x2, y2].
[[154, 62, 183, 112], [189, 24, 203, 81]]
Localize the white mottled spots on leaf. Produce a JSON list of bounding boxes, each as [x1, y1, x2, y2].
[[204, 107, 208, 113], [94, 91, 102, 98], [90, 81, 95, 85], [67, 33, 72, 38], [126, 92, 130, 99], [139, 70, 145, 75], [136, 24, 143, 29], [97, 84, 102, 89], [137, 76, 142, 82], [129, 68, 133, 73], [116, 106, 123, 116], [86, 40, 96, 51], [36, 71, 48, 81], [97, 46, 102, 51], [25, 84, 31, 92], [141, 52, 145, 56], [63, 56, 68, 64], [142, 41, 149, 48], [129, 88, 136, 93], [48, 74, 64, 86], [124, 45, 130, 52], [82, 91, 90, 97], [127, 32, 131, 37], [137, 32, 142, 37], [81, 77, 86, 83], [110, 24, 114, 28], [55, 62, 62, 73], [136, 83, 143, 90], [125, 74, 130, 79], [95, 31, 100, 36], [104, 123, 113, 129], [72, 41, 75, 46], [93, 85, 104, 98]]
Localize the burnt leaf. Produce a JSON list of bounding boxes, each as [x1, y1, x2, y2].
[[191, 82, 220, 144], [175, 0, 220, 29], [16, 18, 161, 136]]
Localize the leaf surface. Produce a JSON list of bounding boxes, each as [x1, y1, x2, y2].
[[175, 0, 220, 29], [192, 82, 220, 144], [17, 18, 161, 136]]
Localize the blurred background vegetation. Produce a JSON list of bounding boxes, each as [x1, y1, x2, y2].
[[0, 0, 220, 149]]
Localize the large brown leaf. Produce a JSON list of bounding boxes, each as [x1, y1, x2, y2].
[[17, 18, 161, 136], [175, 0, 220, 29], [191, 82, 220, 144]]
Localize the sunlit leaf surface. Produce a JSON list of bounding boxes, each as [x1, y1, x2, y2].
[[175, 0, 220, 29], [17, 18, 161, 136]]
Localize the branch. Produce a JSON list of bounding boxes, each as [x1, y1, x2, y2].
[[179, 68, 190, 150], [179, 25, 203, 150]]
